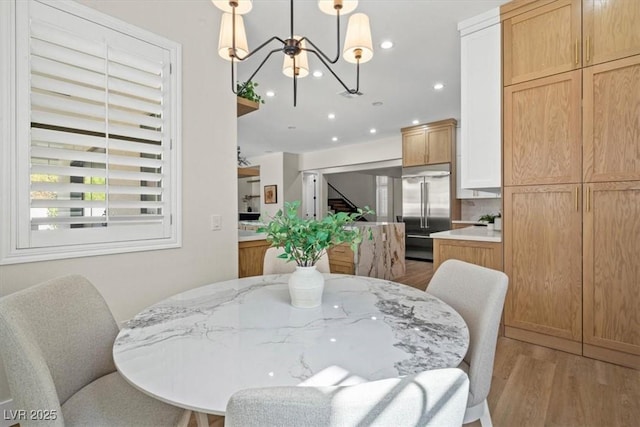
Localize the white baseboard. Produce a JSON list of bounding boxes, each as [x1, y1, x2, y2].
[[0, 399, 15, 427]]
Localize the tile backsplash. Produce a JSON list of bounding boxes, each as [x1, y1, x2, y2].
[[461, 198, 501, 221]]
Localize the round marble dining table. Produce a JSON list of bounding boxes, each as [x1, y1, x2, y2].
[[113, 274, 469, 419]]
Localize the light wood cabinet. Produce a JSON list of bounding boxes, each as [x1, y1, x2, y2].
[[583, 181, 640, 369], [433, 239, 503, 271], [583, 0, 640, 66], [503, 184, 583, 354], [238, 239, 271, 278], [401, 119, 456, 167], [327, 243, 355, 275], [501, 0, 640, 367], [583, 55, 640, 183], [504, 70, 582, 186], [502, 0, 581, 86]]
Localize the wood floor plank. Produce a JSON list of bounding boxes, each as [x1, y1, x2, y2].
[[493, 354, 557, 427]]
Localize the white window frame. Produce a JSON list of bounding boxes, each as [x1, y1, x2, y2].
[[0, 0, 182, 264]]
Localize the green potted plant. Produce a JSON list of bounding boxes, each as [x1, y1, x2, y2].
[[237, 80, 264, 104], [258, 201, 373, 308], [479, 213, 500, 231]]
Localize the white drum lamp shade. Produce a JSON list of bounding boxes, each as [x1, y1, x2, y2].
[[212, 0, 253, 15], [318, 0, 358, 15], [283, 37, 309, 78], [343, 13, 373, 64], [218, 13, 249, 61]]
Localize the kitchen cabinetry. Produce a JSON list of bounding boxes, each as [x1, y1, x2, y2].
[[502, 0, 581, 86], [401, 119, 456, 167], [501, 0, 640, 368], [433, 239, 502, 272], [503, 70, 582, 186], [503, 184, 583, 354], [327, 243, 355, 275], [583, 181, 640, 368], [583, 0, 640, 66], [459, 8, 502, 190], [503, 0, 640, 86], [583, 55, 640, 183], [238, 239, 271, 278]]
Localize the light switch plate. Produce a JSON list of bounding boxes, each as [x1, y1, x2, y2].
[[210, 214, 222, 231]]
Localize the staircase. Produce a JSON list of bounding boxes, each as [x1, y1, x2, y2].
[[328, 198, 368, 221]]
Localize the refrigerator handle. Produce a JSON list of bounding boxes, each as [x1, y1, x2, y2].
[[424, 181, 429, 228], [420, 181, 424, 228]]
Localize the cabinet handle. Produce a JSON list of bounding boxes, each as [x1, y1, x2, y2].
[[586, 186, 591, 212], [575, 187, 579, 211], [586, 36, 591, 63], [575, 38, 579, 64]]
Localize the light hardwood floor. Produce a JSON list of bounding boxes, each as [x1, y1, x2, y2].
[[184, 260, 640, 427]]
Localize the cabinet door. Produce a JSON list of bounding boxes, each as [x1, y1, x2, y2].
[[583, 181, 640, 358], [461, 23, 501, 188], [426, 127, 452, 165], [433, 239, 503, 271], [583, 0, 640, 66], [238, 240, 271, 277], [504, 70, 582, 186], [503, 0, 581, 85], [583, 55, 640, 182], [402, 130, 427, 167], [504, 184, 583, 342]]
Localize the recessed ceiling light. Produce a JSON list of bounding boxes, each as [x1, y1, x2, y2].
[[313, 70, 323, 78], [328, 113, 336, 120], [370, 128, 377, 134], [265, 90, 275, 97], [412, 119, 420, 125], [380, 40, 393, 49], [372, 101, 383, 107], [331, 137, 338, 142], [433, 82, 445, 90]]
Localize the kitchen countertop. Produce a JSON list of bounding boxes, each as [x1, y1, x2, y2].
[[430, 226, 501, 243], [238, 230, 267, 242], [452, 220, 486, 225]]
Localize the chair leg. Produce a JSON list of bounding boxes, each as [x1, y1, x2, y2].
[[463, 399, 492, 426], [178, 410, 193, 427], [479, 400, 493, 427], [195, 412, 209, 427]]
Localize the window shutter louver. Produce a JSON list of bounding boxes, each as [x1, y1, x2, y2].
[[3, 0, 181, 263]]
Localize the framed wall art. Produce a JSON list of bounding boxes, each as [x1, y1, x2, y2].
[[264, 185, 277, 204]]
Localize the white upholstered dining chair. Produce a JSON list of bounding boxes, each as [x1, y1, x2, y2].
[[225, 368, 469, 427], [263, 246, 331, 274], [0, 275, 191, 427], [426, 259, 508, 427]]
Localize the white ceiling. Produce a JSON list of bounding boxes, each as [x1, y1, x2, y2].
[[234, 0, 508, 159]]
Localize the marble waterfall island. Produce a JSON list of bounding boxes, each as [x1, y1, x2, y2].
[[352, 222, 405, 280]]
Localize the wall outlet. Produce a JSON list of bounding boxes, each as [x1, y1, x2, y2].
[[210, 215, 222, 231]]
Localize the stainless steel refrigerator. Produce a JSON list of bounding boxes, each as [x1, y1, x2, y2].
[[401, 165, 451, 261]]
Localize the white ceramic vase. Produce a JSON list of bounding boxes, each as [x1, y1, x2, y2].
[[288, 265, 325, 308]]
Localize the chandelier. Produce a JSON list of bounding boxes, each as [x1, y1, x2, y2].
[[213, 0, 373, 107]]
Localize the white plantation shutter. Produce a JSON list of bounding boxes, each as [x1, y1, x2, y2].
[[2, 0, 181, 263]]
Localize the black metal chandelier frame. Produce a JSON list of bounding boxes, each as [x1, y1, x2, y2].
[[226, 0, 363, 107]]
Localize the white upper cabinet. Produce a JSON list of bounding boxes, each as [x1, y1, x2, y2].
[[459, 8, 501, 190]]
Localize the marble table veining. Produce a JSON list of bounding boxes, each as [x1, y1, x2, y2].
[[113, 274, 469, 416]]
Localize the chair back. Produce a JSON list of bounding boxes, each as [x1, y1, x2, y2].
[[225, 368, 469, 427], [426, 259, 508, 408], [0, 275, 119, 412], [263, 246, 330, 274]]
